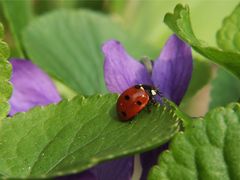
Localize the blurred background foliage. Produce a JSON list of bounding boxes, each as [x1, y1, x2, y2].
[[0, 0, 240, 117]]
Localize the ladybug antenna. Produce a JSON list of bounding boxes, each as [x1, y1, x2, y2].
[[140, 56, 153, 75]]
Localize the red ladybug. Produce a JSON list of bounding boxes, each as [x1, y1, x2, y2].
[[116, 84, 163, 121]]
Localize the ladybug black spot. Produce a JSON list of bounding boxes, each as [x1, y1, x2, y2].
[[124, 95, 130, 100], [121, 111, 127, 117], [137, 101, 142, 106]]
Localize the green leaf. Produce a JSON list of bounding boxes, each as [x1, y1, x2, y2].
[[0, 94, 181, 179], [22, 9, 155, 95], [217, 4, 240, 51], [0, 23, 12, 120], [1, 0, 33, 57], [164, 4, 240, 79], [0, 25, 10, 59], [209, 68, 240, 109], [148, 103, 240, 180]]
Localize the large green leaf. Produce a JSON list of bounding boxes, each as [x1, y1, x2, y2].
[[164, 4, 240, 79], [0, 23, 12, 120], [209, 4, 240, 109], [22, 9, 155, 95], [0, 94, 181, 179], [1, 0, 33, 57], [209, 68, 240, 109], [149, 103, 240, 180], [217, 4, 240, 51]]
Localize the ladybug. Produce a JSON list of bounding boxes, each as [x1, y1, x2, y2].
[[116, 84, 163, 121]]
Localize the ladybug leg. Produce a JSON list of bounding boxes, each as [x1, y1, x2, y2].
[[146, 104, 152, 113], [145, 97, 158, 113], [155, 90, 164, 98], [149, 96, 158, 106], [155, 91, 172, 110], [154, 90, 165, 105]]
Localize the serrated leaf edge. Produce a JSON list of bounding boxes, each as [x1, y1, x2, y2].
[[0, 23, 12, 120], [148, 102, 240, 180]]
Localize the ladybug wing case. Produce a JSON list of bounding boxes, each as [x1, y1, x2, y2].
[[116, 87, 149, 121]]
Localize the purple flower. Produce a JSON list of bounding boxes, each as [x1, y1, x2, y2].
[[9, 59, 61, 115], [58, 157, 133, 180], [102, 34, 193, 179], [9, 59, 133, 180]]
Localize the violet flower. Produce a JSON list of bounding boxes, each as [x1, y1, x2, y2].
[[102, 34, 193, 179], [9, 59, 61, 115], [9, 59, 133, 180], [58, 157, 133, 180]]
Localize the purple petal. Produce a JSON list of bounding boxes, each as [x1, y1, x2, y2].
[[103, 40, 152, 93], [9, 59, 61, 116], [57, 170, 97, 180], [92, 157, 134, 180], [152, 34, 193, 105], [140, 143, 169, 180], [57, 157, 134, 180]]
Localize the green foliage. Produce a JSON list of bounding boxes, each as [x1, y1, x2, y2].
[[209, 68, 240, 109], [22, 9, 155, 96], [217, 4, 240, 51], [148, 103, 240, 180], [1, 0, 33, 57], [0, 94, 181, 179], [209, 4, 240, 109], [0, 23, 12, 120], [164, 4, 240, 80], [0, 26, 9, 59], [2, 2, 240, 179]]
